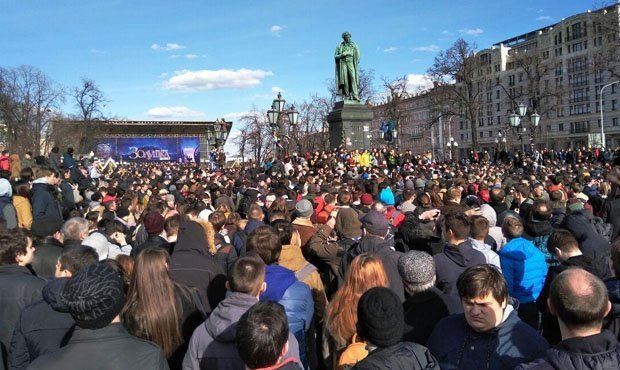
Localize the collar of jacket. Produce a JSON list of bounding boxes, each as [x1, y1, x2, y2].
[[69, 322, 130, 342], [292, 217, 314, 228], [0, 264, 35, 275]]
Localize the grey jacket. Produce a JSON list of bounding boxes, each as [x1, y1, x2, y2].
[[182, 292, 300, 370]]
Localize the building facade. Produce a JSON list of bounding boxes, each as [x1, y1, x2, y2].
[[457, 4, 620, 155]]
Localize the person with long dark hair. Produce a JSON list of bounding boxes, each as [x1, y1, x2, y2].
[[122, 247, 202, 369]]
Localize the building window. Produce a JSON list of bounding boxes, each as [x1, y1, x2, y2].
[[496, 103, 500, 112], [479, 131, 484, 138], [614, 117, 619, 127], [496, 90, 500, 99], [488, 130, 492, 137], [613, 100, 617, 111], [559, 123, 564, 131]]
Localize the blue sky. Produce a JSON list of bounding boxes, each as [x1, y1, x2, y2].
[[1, 0, 593, 147]]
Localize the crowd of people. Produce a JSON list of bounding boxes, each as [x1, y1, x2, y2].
[[1, 144, 620, 370]]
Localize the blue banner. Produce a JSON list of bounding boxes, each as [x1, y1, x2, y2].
[[93, 137, 200, 162]]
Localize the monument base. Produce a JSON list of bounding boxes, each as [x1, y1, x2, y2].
[[327, 101, 373, 151]]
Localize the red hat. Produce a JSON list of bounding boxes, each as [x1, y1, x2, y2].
[[361, 193, 374, 205]]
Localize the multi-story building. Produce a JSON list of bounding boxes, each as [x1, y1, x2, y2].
[[456, 4, 620, 155]]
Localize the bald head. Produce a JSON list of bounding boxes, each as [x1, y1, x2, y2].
[[549, 268, 611, 330]]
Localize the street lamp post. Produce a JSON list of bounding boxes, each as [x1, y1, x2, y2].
[[266, 92, 299, 160], [600, 81, 620, 150], [446, 137, 458, 161], [508, 102, 540, 153]]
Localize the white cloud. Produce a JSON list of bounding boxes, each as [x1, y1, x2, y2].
[[163, 68, 273, 92], [89, 48, 104, 54], [224, 111, 250, 119], [170, 54, 200, 59], [159, 72, 169, 78], [271, 86, 285, 93], [412, 45, 440, 52], [383, 47, 398, 53], [459, 28, 484, 36], [146, 106, 205, 118], [271, 25, 283, 36], [151, 43, 186, 51], [406, 73, 434, 92], [536, 15, 552, 21]]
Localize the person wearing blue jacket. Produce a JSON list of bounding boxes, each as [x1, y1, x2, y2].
[[499, 216, 547, 329], [428, 265, 548, 370], [246, 225, 314, 369]]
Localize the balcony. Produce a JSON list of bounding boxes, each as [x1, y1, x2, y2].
[[570, 127, 591, 134]]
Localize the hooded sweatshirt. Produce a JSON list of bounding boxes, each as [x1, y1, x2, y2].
[[169, 220, 226, 315], [182, 292, 300, 370], [434, 240, 487, 298]]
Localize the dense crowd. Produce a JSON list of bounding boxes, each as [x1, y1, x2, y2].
[[1, 145, 620, 370]]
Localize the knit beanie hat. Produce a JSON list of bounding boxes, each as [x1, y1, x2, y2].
[[357, 287, 404, 347], [360, 193, 374, 206], [378, 188, 395, 206], [143, 211, 165, 235], [359, 210, 389, 236], [62, 263, 125, 329], [398, 251, 435, 287], [295, 199, 314, 218]]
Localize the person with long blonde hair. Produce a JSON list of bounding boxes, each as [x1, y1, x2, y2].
[[122, 247, 202, 369], [326, 254, 389, 349]]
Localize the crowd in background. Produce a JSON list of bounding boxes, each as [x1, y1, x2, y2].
[[1, 144, 620, 369]]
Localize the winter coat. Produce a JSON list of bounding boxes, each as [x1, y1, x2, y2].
[[31, 237, 64, 280], [9, 278, 74, 370], [0, 265, 46, 364], [499, 237, 548, 304], [341, 235, 405, 301], [0, 196, 18, 229], [47, 153, 61, 170], [428, 305, 549, 370], [562, 211, 611, 278], [516, 330, 620, 370], [169, 221, 227, 315], [434, 240, 487, 298], [291, 217, 316, 249], [27, 323, 169, 370], [30, 181, 62, 221], [214, 234, 237, 276], [537, 255, 606, 345], [351, 341, 439, 370], [261, 264, 314, 368], [13, 195, 32, 230], [182, 292, 301, 370], [279, 240, 327, 323], [402, 287, 462, 346]]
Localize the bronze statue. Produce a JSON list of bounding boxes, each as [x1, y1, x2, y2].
[[335, 32, 360, 102]]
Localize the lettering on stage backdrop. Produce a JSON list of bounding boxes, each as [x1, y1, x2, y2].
[[92, 137, 200, 163]]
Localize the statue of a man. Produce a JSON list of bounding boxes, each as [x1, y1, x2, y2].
[[335, 32, 360, 102]]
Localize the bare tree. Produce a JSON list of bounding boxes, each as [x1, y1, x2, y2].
[[73, 78, 107, 153], [428, 39, 483, 150], [0, 65, 64, 155], [239, 108, 273, 163], [377, 76, 409, 147]]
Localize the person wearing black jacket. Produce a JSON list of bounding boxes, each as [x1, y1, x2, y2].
[[518, 269, 620, 370], [561, 206, 611, 279], [0, 229, 46, 369], [27, 263, 168, 370], [433, 213, 486, 298], [537, 230, 608, 345], [30, 167, 62, 222], [169, 220, 227, 315], [8, 246, 98, 370], [30, 216, 65, 279]]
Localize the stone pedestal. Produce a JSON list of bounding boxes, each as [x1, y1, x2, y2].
[[327, 101, 373, 150]]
